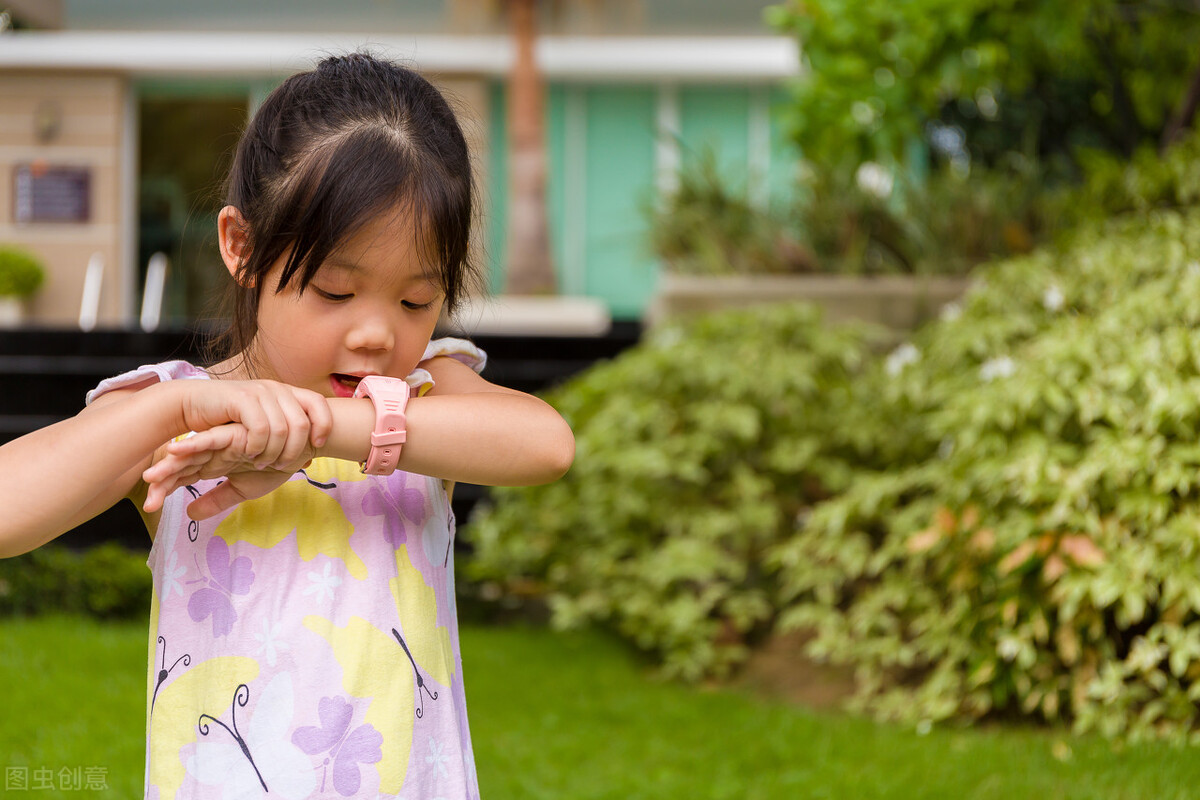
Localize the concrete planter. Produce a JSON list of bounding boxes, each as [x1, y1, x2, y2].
[[0, 296, 26, 328], [446, 295, 612, 337], [645, 273, 973, 333]]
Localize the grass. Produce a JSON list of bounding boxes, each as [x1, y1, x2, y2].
[[3, 615, 1200, 799]]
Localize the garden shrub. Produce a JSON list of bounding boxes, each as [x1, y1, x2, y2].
[[774, 208, 1200, 742], [470, 199, 1200, 741], [0, 543, 151, 619], [467, 304, 883, 679]]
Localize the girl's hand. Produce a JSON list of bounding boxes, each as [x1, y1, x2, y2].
[[140, 419, 312, 520], [142, 380, 333, 518], [142, 422, 318, 520], [175, 379, 333, 469]]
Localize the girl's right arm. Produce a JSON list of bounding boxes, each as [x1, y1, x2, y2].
[[0, 379, 330, 558]]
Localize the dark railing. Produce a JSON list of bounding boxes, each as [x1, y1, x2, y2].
[[2, 322, 640, 550]]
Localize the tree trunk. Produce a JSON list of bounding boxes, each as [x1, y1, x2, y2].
[[504, 0, 557, 295], [1161, 60, 1200, 153]]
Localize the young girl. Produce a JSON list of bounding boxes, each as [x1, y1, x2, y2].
[[0, 54, 573, 799]]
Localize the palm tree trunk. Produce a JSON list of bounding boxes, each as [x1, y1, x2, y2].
[[1161, 60, 1200, 153], [503, 0, 557, 295]]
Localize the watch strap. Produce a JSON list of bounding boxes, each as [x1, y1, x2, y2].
[[352, 375, 410, 475]]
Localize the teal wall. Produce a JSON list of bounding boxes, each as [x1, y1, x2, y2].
[[488, 81, 800, 321]]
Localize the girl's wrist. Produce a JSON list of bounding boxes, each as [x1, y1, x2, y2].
[[141, 379, 195, 445], [315, 397, 376, 463]]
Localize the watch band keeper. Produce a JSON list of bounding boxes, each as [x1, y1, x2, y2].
[[370, 430, 407, 447]]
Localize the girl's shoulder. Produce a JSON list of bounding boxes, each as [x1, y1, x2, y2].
[[409, 337, 487, 396], [86, 360, 210, 406], [421, 337, 486, 372]]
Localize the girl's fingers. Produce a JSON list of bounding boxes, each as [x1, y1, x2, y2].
[[249, 392, 289, 468], [143, 467, 200, 513], [144, 450, 210, 483], [166, 425, 244, 458], [186, 481, 249, 521], [295, 389, 334, 449], [268, 391, 313, 469]]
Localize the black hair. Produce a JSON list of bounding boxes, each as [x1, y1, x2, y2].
[[210, 52, 479, 365]]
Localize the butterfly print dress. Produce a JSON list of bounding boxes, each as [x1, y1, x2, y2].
[[87, 340, 486, 800]]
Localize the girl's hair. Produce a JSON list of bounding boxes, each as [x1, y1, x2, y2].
[[210, 52, 479, 364]]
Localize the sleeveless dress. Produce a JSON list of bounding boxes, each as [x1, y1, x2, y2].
[[88, 339, 486, 800]]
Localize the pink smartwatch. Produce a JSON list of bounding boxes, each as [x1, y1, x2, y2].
[[352, 375, 410, 475]]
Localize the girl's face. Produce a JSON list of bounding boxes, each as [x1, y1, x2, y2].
[[235, 207, 445, 397]]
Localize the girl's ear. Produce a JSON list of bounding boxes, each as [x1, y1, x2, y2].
[[217, 206, 253, 285]]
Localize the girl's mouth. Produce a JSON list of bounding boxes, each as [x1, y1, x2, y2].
[[330, 374, 363, 398]]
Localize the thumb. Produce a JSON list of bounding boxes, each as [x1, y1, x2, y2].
[[186, 480, 251, 521]]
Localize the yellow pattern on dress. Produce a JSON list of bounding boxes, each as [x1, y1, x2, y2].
[[390, 544, 454, 687], [214, 469, 368, 579], [303, 615, 415, 795], [148, 656, 259, 800]]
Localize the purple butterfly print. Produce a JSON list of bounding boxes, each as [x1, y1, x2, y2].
[[362, 474, 428, 549], [292, 696, 383, 796], [187, 537, 255, 637]]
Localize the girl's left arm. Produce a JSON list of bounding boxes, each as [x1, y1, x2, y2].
[[321, 356, 575, 487]]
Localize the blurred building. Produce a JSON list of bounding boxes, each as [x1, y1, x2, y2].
[[0, 0, 799, 327]]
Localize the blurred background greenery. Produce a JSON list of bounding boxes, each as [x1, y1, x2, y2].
[[470, 0, 1200, 752]]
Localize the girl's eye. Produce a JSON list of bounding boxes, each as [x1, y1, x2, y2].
[[402, 299, 435, 311], [314, 287, 353, 302]]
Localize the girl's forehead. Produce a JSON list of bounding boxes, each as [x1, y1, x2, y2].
[[320, 230, 443, 294]]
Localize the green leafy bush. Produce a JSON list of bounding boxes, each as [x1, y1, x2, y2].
[[0, 245, 45, 298], [797, 161, 1059, 276], [472, 195, 1200, 741], [468, 305, 883, 679], [649, 152, 1057, 277], [0, 543, 151, 618], [773, 208, 1200, 742], [648, 151, 816, 276]]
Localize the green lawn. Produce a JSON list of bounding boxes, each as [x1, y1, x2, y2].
[[2, 615, 1199, 799]]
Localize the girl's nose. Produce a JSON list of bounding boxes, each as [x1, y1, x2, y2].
[[346, 313, 395, 353]]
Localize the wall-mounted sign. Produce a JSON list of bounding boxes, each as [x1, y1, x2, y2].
[[13, 163, 91, 224]]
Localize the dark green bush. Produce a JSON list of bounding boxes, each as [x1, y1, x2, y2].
[[0, 543, 151, 619], [468, 304, 883, 679]]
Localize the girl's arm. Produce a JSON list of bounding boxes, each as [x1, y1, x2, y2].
[[149, 356, 575, 521], [0, 378, 330, 558], [323, 355, 575, 486]]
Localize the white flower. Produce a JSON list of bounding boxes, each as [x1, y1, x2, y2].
[[253, 618, 290, 667], [162, 550, 187, 599], [975, 88, 999, 119], [855, 161, 893, 199], [851, 101, 877, 127], [425, 737, 449, 780], [303, 562, 342, 603], [885, 342, 920, 376], [980, 356, 1016, 382], [939, 301, 962, 322], [997, 636, 1022, 662], [1042, 284, 1064, 312]]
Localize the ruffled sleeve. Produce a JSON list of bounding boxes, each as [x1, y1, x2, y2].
[[406, 337, 488, 396], [85, 360, 210, 405]]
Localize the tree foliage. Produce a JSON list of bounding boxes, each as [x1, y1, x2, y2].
[[766, 0, 1200, 170]]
